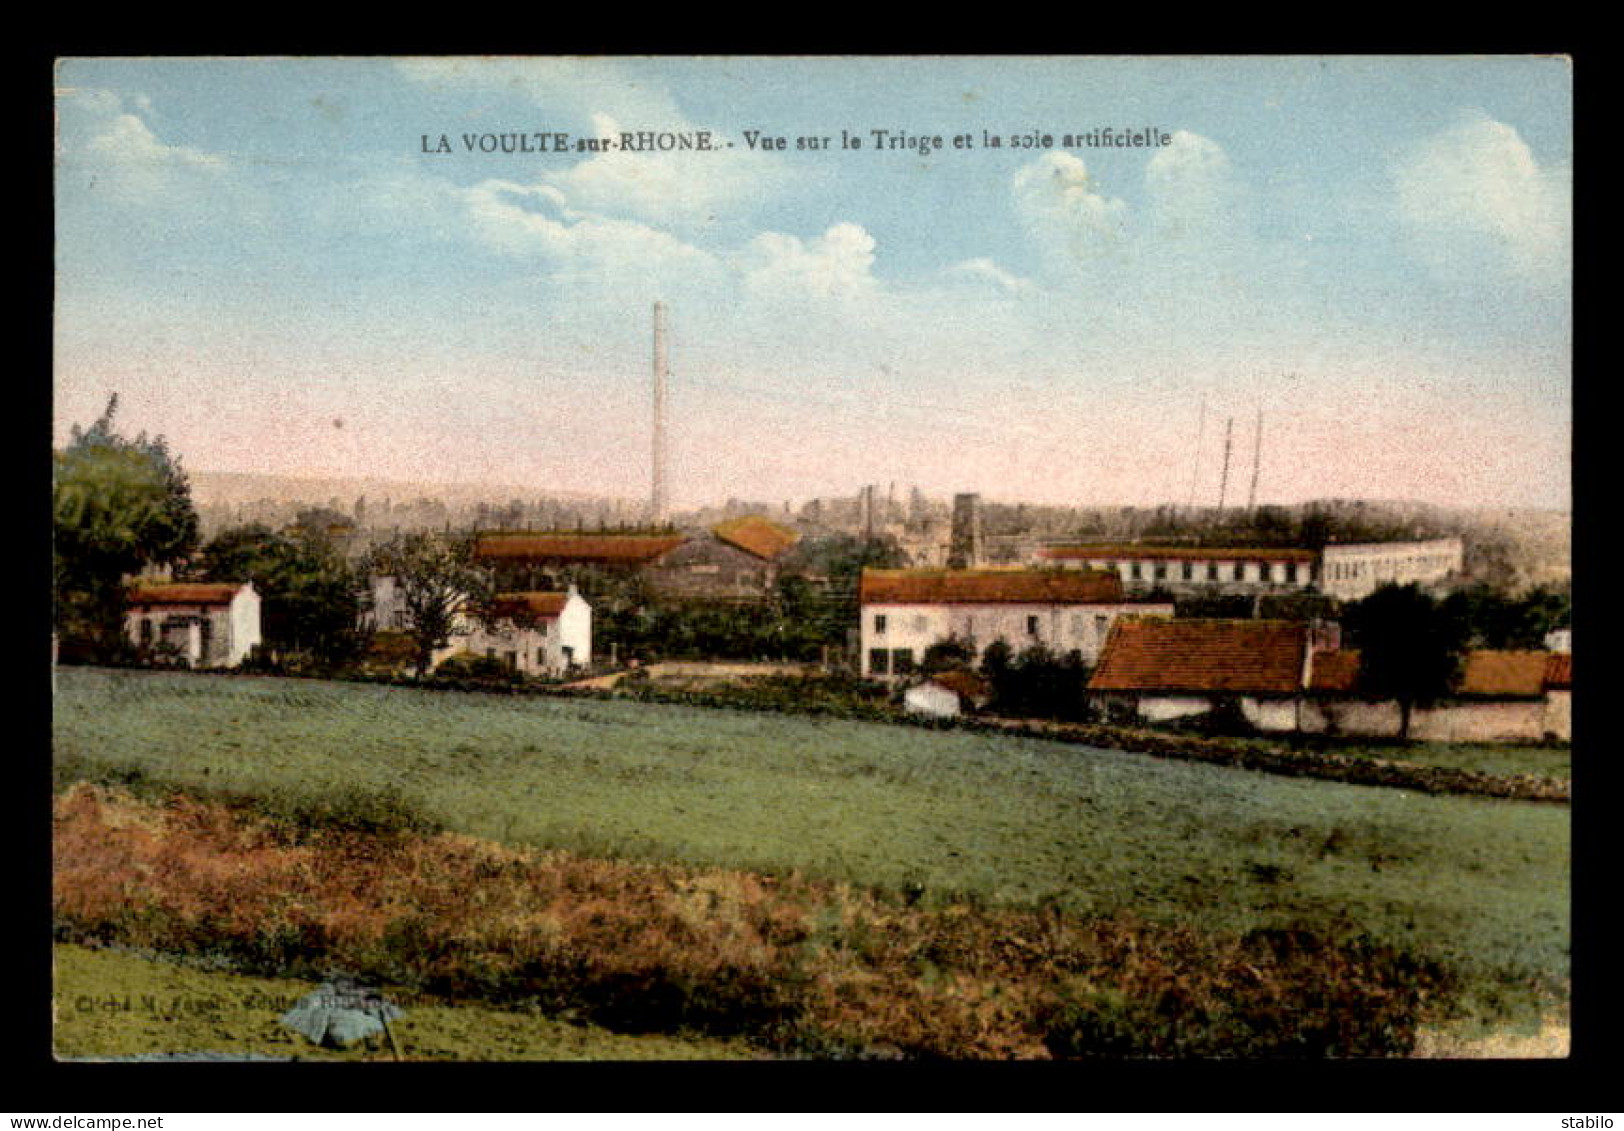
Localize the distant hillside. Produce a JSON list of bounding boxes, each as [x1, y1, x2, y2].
[[188, 471, 617, 508]]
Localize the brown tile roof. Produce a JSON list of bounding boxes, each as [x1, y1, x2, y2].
[[1307, 649, 1361, 693], [860, 568, 1126, 606], [473, 533, 687, 565], [929, 669, 991, 703], [1544, 652, 1572, 690], [1455, 651, 1551, 697], [1089, 619, 1309, 694], [1307, 648, 1571, 697], [1041, 544, 1316, 563], [127, 583, 247, 607], [489, 591, 570, 620], [712, 515, 799, 561]]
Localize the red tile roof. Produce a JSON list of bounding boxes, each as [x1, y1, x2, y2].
[[1544, 652, 1572, 690], [489, 591, 570, 620], [473, 533, 687, 565], [1455, 651, 1552, 697], [929, 669, 991, 703], [1041, 544, 1316, 563], [1089, 619, 1309, 694], [1307, 648, 1572, 697], [127, 583, 247, 607], [712, 515, 799, 561], [1307, 649, 1361, 694], [860, 568, 1126, 606]]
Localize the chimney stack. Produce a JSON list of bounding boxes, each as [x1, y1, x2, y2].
[[947, 492, 983, 569], [651, 301, 669, 527]]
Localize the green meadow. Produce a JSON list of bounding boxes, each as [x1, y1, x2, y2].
[[53, 667, 1569, 1023]]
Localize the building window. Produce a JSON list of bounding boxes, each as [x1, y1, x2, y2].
[[1207, 563, 1219, 581], [1233, 563, 1244, 581], [1181, 563, 1193, 581], [537, 649, 546, 667], [1154, 564, 1168, 580], [198, 617, 212, 659], [912, 614, 929, 632], [1071, 613, 1085, 635], [869, 648, 890, 675], [1286, 562, 1298, 583], [874, 614, 887, 635], [504, 651, 517, 670], [139, 618, 153, 645], [892, 648, 915, 674], [1130, 563, 1142, 580], [1027, 615, 1040, 636]]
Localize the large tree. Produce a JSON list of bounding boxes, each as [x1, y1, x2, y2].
[[362, 531, 492, 676], [194, 522, 366, 668], [1343, 583, 1469, 740], [53, 396, 199, 658]]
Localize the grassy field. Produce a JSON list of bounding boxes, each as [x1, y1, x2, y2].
[[52, 667, 1570, 1027], [54, 943, 757, 1061]]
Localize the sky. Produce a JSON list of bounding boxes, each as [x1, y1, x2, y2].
[[53, 56, 1573, 512]]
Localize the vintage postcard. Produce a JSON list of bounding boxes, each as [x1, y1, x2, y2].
[[51, 56, 1571, 1064]]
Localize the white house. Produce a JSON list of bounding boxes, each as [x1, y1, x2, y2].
[[859, 567, 1174, 681], [452, 587, 592, 677], [125, 581, 262, 668]]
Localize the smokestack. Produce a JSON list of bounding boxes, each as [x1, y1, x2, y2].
[[651, 301, 669, 527], [1247, 406, 1263, 513], [947, 492, 983, 569], [1217, 416, 1234, 515]]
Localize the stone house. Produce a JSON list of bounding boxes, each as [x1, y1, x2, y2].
[[125, 581, 262, 668]]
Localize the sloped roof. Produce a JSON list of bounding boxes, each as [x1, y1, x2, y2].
[[1307, 648, 1571, 697], [1041, 544, 1316, 563], [489, 591, 570, 619], [860, 568, 1125, 606], [1455, 650, 1552, 697], [127, 583, 247, 607], [711, 515, 799, 561], [1307, 648, 1361, 693], [473, 533, 687, 565], [1544, 652, 1572, 690], [928, 669, 991, 702], [1089, 619, 1309, 694]]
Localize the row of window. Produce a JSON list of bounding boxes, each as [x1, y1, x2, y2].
[[872, 613, 1114, 638], [1111, 560, 1304, 584], [1325, 555, 1456, 582]]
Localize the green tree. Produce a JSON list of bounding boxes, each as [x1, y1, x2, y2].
[[53, 396, 199, 658], [363, 531, 492, 677], [1343, 583, 1469, 740], [194, 523, 366, 668]]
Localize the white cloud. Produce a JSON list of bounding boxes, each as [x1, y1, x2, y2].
[[460, 177, 725, 296], [1144, 130, 1248, 244], [60, 90, 228, 202], [734, 222, 880, 300], [1011, 151, 1129, 269], [546, 112, 786, 230], [1392, 114, 1570, 284], [942, 257, 1034, 294]]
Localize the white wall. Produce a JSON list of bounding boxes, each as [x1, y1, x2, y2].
[[1319, 539, 1464, 600], [860, 601, 1172, 678], [904, 683, 962, 718], [228, 585, 262, 666]]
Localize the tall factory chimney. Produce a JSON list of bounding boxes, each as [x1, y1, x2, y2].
[[1216, 416, 1234, 516], [1246, 407, 1263, 513], [947, 492, 983, 569], [651, 301, 669, 527]]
